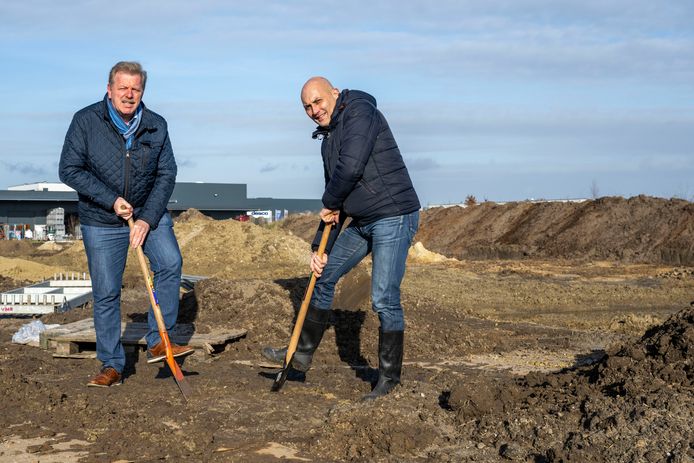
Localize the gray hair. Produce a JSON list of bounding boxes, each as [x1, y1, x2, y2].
[[108, 61, 147, 90]]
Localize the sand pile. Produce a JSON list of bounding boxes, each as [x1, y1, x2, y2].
[[33, 240, 88, 272], [408, 241, 454, 264], [32, 212, 313, 283], [0, 240, 38, 258], [0, 257, 68, 282], [445, 306, 694, 462], [35, 241, 66, 252], [175, 216, 311, 279], [174, 208, 213, 223]]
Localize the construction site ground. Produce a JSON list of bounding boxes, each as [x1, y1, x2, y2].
[[0, 197, 692, 462]]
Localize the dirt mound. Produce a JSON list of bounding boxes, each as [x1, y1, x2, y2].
[[447, 306, 694, 462], [418, 196, 694, 265], [32, 215, 314, 284], [275, 212, 320, 243], [408, 241, 453, 264], [0, 257, 68, 282], [0, 276, 30, 293], [175, 217, 311, 279], [183, 278, 295, 339], [173, 208, 213, 223], [32, 241, 88, 273], [35, 241, 66, 252], [184, 263, 373, 335], [313, 399, 439, 461], [0, 240, 39, 258]]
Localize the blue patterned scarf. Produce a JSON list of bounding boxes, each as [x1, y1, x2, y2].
[[107, 98, 143, 149]]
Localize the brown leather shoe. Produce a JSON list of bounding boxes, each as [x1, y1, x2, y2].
[[146, 341, 195, 364], [87, 367, 122, 387]]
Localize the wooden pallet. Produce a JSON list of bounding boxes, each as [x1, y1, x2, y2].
[[41, 318, 246, 358]]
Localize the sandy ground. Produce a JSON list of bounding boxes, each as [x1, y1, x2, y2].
[[0, 200, 692, 462]]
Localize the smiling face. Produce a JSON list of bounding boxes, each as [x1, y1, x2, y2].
[[301, 77, 340, 127], [107, 71, 144, 122]]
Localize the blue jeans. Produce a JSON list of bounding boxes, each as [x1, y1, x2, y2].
[[81, 212, 182, 373], [311, 211, 419, 332]]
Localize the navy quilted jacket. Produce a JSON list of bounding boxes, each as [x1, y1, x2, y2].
[[59, 95, 177, 229], [313, 89, 420, 225]]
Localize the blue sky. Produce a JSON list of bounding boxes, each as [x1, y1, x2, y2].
[[1, 1, 693, 205]]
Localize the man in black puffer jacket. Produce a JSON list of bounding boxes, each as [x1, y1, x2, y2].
[[59, 61, 193, 388], [263, 77, 420, 400]]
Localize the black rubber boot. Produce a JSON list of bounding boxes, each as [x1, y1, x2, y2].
[[261, 305, 331, 372], [362, 329, 404, 401]]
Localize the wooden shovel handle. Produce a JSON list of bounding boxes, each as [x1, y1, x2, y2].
[[126, 217, 189, 396], [284, 222, 333, 363]]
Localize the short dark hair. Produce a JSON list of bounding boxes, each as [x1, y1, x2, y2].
[[108, 61, 147, 90]]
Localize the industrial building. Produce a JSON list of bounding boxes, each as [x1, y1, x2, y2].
[[0, 182, 322, 239]]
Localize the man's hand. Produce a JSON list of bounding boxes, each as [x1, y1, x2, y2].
[[129, 219, 150, 248], [114, 197, 133, 221], [310, 251, 328, 277], [320, 208, 339, 224]]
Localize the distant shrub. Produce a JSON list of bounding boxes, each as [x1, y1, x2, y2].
[[464, 195, 477, 207]]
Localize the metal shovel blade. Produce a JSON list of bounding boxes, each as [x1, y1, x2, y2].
[[171, 367, 193, 400], [270, 355, 294, 392]]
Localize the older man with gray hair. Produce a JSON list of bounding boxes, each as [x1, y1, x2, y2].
[[59, 61, 194, 388]]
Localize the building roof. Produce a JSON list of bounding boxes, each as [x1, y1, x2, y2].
[[0, 190, 77, 202], [0, 182, 322, 213], [8, 182, 76, 192]]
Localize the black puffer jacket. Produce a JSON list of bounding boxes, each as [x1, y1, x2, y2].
[[59, 95, 177, 228], [313, 89, 420, 225]]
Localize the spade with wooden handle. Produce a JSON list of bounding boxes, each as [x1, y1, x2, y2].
[[271, 222, 333, 392], [126, 216, 192, 400]]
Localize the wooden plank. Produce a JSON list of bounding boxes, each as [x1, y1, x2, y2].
[[53, 351, 97, 359], [47, 320, 245, 346], [41, 318, 94, 348], [46, 318, 247, 358], [55, 341, 79, 355]]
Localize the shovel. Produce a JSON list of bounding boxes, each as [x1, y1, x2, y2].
[[271, 222, 333, 392], [126, 216, 192, 401]]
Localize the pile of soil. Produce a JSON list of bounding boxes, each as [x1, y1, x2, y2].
[[0, 275, 30, 293], [0, 256, 67, 282], [29, 213, 314, 286], [174, 217, 311, 279], [408, 241, 453, 264], [182, 263, 374, 344], [0, 240, 39, 258], [182, 278, 295, 339], [32, 241, 88, 273], [35, 241, 66, 252], [174, 208, 214, 223], [277, 197, 694, 266], [275, 212, 320, 242], [290, 306, 692, 462], [444, 306, 693, 462], [416, 196, 694, 265]]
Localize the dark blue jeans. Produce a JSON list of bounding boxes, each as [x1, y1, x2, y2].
[[81, 212, 182, 373], [311, 211, 419, 331]]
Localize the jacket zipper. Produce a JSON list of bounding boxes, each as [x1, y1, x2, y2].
[[123, 150, 131, 201]]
